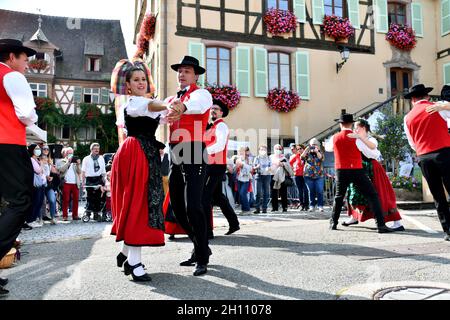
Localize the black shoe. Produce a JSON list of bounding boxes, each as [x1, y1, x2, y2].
[[342, 220, 359, 227], [392, 226, 405, 232], [0, 278, 8, 286], [225, 225, 240, 236], [282, 208, 288, 212], [0, 286, 9, 296], [123, 262, 152, 282], [22, 223, 32, 231], [444, 233, 450, 241], [377, 225, 396, 233], [180, 248, 212, 266], [193, 264, 207, 276], [329, 220, 337, 230], [262, 209, 267, 213], [116, 252, 127, 268], [271, 209, 278, 212], [168, 235, 175, 240], [253, 209, 260, 214], [42, 216, 52, 221]]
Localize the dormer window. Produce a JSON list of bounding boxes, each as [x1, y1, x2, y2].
[[87, 57, 101, 72]]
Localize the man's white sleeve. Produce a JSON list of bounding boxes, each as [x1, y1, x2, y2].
[[403, 116, 416, 151], [183, 89, 212, 114], [207, 122, 229, 155]]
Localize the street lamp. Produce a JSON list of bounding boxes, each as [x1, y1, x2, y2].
[[336, 46, 350, 74]]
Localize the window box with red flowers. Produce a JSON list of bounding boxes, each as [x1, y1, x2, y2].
[[322, 15, 355, 43], [385, 23, 417, 51], [265, 89, 300, 113], [263, 8, 297, 38], [205, 84, 241, 111], [28, 59, 48, 71]]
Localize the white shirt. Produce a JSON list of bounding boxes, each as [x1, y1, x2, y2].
[[403, 100, 450, 151], [116, 96, 168, 128], [355, 136, 381, 160], [65, 164, 77, 184], [0, 62, 38, 127], [164, 85, 212, 115], [206, 121, 229, 155], [82, 155, 106, 177]]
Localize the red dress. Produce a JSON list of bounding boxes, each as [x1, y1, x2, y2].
[[111, 111, 166, 246]]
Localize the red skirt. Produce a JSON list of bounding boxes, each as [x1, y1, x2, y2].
[[348, 160, 402, 223], [110, 137, 165, 246]]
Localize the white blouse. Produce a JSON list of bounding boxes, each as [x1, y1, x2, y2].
[[116, 96, 168, 128], [356, 136, 381, 160]]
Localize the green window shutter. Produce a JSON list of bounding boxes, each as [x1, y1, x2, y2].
[[293, 0, 306, 23], [375, 0, 388, 33], [188, 41, 206, 87], [253, 47, 268, 97], [411, 3, 424, 37], [235, 46, 251, 97], [101, 88, 110, 105], [347, 0, 360, 29], [295, 51, 310, 100], [442, 0, 450, 36], [444, 63, 450, 85], [312, 0, 324, 25], [73, 86, 82, 103]]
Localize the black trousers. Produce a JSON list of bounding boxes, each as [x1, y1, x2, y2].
[[331, 169, 386, 227], [85, 176, 104, 213], [203, 165, 240, 235], [418, 148, 450, 232], [169, 142, 210, 265], [0, 144, 33, 260], [271, 178, 288, 210]]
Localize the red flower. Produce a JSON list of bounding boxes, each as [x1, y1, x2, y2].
[[205, 84, 241, 111], [265, 89, 300, 113], [28, 59, 48, 71], [385, 23, 417, 51], [263, 8, 297, 35], [322, 15, 354, 41]]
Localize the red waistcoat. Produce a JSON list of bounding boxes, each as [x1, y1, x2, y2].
[[0, 64, 27, 145], [205, 119, 229, 165], [168, 84, 211, 143], [333, 130, 363, 169], [405, 100, 450, 156]]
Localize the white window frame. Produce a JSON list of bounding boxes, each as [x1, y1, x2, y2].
[[83, 88, 100, 104], [86, 56, 101, 72], [29, 83, 47, 97]]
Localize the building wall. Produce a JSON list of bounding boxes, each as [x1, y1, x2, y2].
[[144, 0, 448, 151]]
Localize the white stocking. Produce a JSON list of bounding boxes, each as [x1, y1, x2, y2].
[[345, 216, 358, 224], [121, 243, 129, 256], [127, 247, 145, 276]]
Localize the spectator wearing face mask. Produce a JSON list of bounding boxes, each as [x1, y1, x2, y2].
[[253, 145, 272, 213], [27, 144, 46, 227], [269, 144, 288, 212], [57, 147, 82, 221]]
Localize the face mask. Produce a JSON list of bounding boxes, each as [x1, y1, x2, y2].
[[259, 150, 267, 156], [275, 150, 282, 155], [34, 149, 41, 157], [67, 154, 73, 159]]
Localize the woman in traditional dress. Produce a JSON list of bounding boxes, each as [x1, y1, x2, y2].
[[343, 118, 405, 231], [111, 66, 170, 281]]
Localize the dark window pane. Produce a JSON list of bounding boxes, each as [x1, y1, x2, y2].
[[219, 48, 230, 60], [206, 58, 218, 85], [206, 47, 216, 58], [219, 60, 230, 85], [390, 71, 397, 90], [62, 126, 70, 139], [402, 72, 410, 90], [36, 52, 45, 59], [398, 16, 405, 25]]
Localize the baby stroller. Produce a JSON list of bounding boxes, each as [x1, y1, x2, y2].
[[82, 185, 112, 223]]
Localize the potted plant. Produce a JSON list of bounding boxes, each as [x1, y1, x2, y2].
[[390, 175, 422, 201], [205, 84, 241, 111], [265, 88, 300, 113], [28, 59, 48, 71], [385, 23, 417, 51], [263, 8, 297, 38], [322, 15, 355, 43]]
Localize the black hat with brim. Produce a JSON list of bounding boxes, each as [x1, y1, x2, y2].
[[404, 84, 433, 99], [334, 113, 355, 123], [171, 55, 206, 75], [0, 39, 36, 57], [212, 98, 229, 118], [440, 85, 450, 102]]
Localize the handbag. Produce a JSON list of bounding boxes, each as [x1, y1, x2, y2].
[[282, 166, 294, 187], [33, 173, 45, 188]]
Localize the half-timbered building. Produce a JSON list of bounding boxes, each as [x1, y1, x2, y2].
[[0, 9, 128, 145], [135, 0, 450, 151]]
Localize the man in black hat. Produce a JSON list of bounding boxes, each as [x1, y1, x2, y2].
[[165, 56, 213, 276], [203, 99, 240, 239], [326, 110, 395, 233], [404, 84, 450, 241], [0, 39, 38, 296]]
